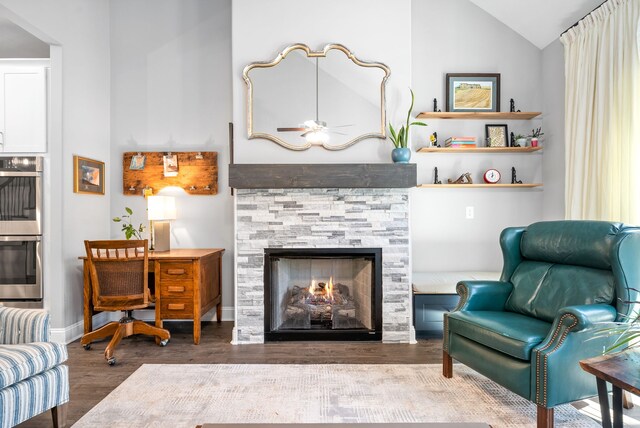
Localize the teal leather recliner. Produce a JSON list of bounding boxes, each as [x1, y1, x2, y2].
[[443, 221, 640, 428]]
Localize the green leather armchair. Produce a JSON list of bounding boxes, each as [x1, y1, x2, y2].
[[443, 220, 640, 428]]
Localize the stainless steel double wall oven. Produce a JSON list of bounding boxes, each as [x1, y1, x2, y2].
[[0, 157, 43, 305]]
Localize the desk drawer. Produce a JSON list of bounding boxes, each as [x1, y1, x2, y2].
[[159, 298, 194, 318], [159, 280, 194, 298], [159, 262, 193, 280]]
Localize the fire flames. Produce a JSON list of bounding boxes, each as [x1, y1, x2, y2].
[[307, 276, 335, 304]]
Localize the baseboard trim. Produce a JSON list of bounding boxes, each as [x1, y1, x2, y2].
[[410, 325, 417, 345], [51, 306, 235, 344], [50, 312, 111, 344]]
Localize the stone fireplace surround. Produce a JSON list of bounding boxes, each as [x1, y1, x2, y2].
[[233, 187, 413, 344]]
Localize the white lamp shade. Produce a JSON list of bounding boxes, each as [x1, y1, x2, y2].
[[147, 196, 176, 221]]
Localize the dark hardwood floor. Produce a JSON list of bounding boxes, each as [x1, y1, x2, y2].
[[19, 321, 443, 427]]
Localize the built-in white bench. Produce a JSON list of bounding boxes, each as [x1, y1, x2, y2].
[[413, 271, 501, 337]]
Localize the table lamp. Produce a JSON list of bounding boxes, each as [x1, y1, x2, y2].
[[147, 195, 176, 252]]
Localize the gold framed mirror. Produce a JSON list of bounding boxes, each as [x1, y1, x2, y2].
[[243, 43, 391, 151]]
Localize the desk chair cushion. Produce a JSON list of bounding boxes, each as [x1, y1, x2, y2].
[[0, 342, 68, 389], [447, 311, 551, 360], [505, 261, 615, 322]]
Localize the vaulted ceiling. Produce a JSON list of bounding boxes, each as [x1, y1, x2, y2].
[[0, 1, 605, 55], [469, 0, 604, 49], [0, 16, 49, 58]]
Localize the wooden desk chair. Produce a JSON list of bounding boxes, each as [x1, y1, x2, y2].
[[81, 239, 170, 365]]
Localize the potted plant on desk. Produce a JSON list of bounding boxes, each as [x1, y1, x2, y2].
[[113, 207, 145, 240], [388, 89, 427, 163]]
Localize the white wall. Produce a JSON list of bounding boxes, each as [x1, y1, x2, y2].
[[411, 0, 545, 272], [541, 39, 565, 220], [0, 0, 562, 333], [109, 0, 234, 315], [232, 0, 412, 164], [232, 0, 547, 273], [0, 0, 111, 331]]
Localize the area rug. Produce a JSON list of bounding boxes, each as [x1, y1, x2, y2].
[[73, 364, 600, 428]]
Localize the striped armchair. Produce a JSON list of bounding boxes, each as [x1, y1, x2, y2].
[[0, 306, 69, 428]]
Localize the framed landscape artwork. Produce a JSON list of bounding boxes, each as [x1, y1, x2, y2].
[[485, 124, 508, 147], [446, 73, 500, 112], [74, 155, 105, 195]]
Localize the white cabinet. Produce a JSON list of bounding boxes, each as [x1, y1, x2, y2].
[[0, 66, 47, 153]]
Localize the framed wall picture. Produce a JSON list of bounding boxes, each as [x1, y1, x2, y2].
[[74, 155, 105, 195], [446, 73, 500, 112], [485, 124, 508, 147]]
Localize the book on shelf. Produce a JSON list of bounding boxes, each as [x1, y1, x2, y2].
[[445, 137, 476, 146], [446, 136, 475, 141], [445, 141, 476, 146], [447, 144, 477, 148]]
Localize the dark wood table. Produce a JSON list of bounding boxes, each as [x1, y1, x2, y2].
[[580, 349, 640, 428]]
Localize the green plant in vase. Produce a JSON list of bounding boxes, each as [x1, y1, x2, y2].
[[513, 134, 527, 147], [388, 89, 427, 163], [593, 291, 640, 354], [113, 207, 145, 240]]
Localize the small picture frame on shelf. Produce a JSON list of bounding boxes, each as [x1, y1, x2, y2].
[[485, 124, 508, 148], [73, 155, 105, 195], [446, 73, 500, 112]]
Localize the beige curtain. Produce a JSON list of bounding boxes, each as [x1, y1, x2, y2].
[[561, 0, 640, 223]]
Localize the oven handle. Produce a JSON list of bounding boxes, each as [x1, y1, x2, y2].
[[0, 171, 42, 177], [0, 235, 41, 242]]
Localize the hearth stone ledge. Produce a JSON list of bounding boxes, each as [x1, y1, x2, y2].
[[234, 188, 413, 344]]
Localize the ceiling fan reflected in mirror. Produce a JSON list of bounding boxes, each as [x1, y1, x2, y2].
[[276, 57, 352, 145]]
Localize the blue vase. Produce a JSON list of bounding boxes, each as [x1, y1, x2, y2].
[[392, 147, 411, 163]]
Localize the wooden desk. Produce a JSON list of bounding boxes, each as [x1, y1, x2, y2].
[[580, 349, 640, 428], [83, 248, 224, 345]]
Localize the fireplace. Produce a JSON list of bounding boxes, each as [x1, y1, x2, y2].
[[264, 248, 382, 341], [234, 188, 412, 344]]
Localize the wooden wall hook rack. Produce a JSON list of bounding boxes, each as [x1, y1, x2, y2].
[[122, 151, 218, 196]]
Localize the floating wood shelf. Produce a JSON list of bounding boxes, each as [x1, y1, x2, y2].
[[417, 112, 541, 120], [417, 146, 542, 153], [418, 183, 542, 188], [123, 151, 218, 196]]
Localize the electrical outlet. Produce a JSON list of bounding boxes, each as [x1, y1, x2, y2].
[[465, 206, 474, 219]]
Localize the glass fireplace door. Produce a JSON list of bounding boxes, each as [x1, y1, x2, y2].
[[265, 248, 382, 341]]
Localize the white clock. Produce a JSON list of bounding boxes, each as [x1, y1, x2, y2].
[[483, 169, 501, 184]]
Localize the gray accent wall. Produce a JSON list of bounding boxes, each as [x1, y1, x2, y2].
[[108, 0, 235, 313], [231, 0, 413, 165], [411, 0, 545, 272], [542, 40, 566, 220]]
